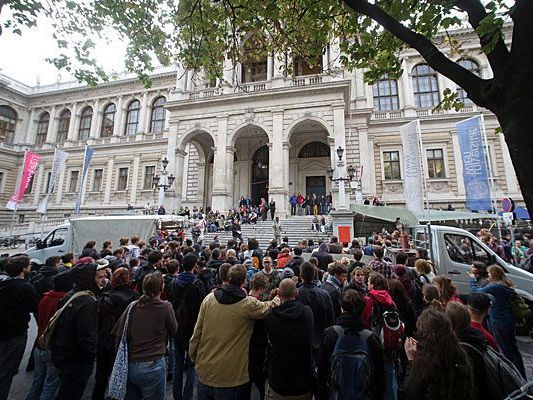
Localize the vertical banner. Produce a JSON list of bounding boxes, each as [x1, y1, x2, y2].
[[6, 151, 41, 211], [456, 116, 492, 211], [400, 120, 424, 213], [74, 145, 94, 214], [37, 148, 69, 214]]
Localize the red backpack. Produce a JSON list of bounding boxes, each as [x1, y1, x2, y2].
[[369, 294, 404, 360]]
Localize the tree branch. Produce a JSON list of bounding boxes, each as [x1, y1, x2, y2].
[[454, 0, 510, 79], [343, 0, 488, 107]]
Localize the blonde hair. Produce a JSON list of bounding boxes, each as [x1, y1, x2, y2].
[[488, 265, 514, 287], [340, 257, 351, 267], [415, 259, 432, 275]]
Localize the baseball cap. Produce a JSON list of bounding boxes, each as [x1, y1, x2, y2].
[[96, 258, 110, 270], [468, 293, 492, 312]]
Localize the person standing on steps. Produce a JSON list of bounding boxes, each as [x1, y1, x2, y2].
[[269, 198, 276, 220], [289, 193, 297, 216], [273, 217, 283, 245]]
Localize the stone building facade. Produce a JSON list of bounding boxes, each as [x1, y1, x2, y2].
[[0, 25, 522, 225]]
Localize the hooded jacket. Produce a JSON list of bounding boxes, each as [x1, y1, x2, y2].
[[362, 289, 396, 329], [314, 243, 333, 271], [457, 328, 491, 400], [189, 285, 281, 388], [264, 300, 314, 396], [469, 279, 516, 325], [321, 275, 343, 319], [30, 265, 58, 299], [0, 277, 39, 341], [51, 263, 98, 367]]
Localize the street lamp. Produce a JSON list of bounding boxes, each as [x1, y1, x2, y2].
[[327, 146, 363, 210], [153, 156, 175, 192]]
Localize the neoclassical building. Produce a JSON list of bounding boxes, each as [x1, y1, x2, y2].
[[0, 24, 522, 225]]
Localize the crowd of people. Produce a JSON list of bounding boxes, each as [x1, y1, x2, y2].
[[0, 223, 531, 400], [288, 193, 332, 216]]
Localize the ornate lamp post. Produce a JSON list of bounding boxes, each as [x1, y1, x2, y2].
[[153, 157, 175, 205], [326, 146, 358, 210]]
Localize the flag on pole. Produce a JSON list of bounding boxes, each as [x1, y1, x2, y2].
[[6, 151, 41, 211], [400, 120, 425, 213], [37, 148, 69, 215], [456, 116, 492, 211], [74, 145, 94, 214]]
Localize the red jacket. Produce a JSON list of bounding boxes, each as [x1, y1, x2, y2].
[[276, 252, 291, 269], [297, 195, 304, 205], [37, 291, 67, 338], [362, 289, 396, 329]]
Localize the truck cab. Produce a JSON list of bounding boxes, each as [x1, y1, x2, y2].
[[26, 223, 71, 263]]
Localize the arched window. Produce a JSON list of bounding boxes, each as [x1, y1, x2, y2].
[[298, 141, 330, 158], [56, 109, 71, 143], [412, 64, 439, 108], [150, 97, 166, 133], [373, 76, 399, 111], [0, 105, 17, 144], [78, 106, 93, 140], [457, 59, 481, 104], [36, 112, 50, 145], [124, 99, 140, 136], [101, 103, 116, 137]]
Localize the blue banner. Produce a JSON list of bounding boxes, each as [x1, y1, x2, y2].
[[74, 145, 94, 214], [456, 116, 492, 211]]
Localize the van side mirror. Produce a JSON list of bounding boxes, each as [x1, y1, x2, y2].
[[36, 239, 45, 249]]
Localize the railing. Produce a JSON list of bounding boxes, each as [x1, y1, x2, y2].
[[371, 110, 405, 120], [238, 82, 267, 93], [290, 75, 323, 86]]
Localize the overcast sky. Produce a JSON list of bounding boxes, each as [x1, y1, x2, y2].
[[0, 14, 127, 86]]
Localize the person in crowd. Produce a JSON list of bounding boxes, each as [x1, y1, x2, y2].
[[289, 193, 297, 216], [470, 265, 526, 377], [314, 243, 333, 272], [134, 250, 161, 294], [351, 249, 366, 271], [158, 204, 167, 215], [297, 262, 335, 363], [414, 259, 435, 284], [206, 248, 225, 272], [311, 215, 319, 232], [416, 284, 442, 317], [92, 267, 139, 400], [471, 261, 489, 287], [286, 246, 305, 277], [269, 198, 276, 220], [321, 262, 348, 319], [328, 236, 343, 254], [434, 276, 462, 306], [273, 217, 283, 244], [317, 289, 386, 400], [388, 279, 416, 337], [169, 253, 206, 400], [258, 256, 281, 300], [368, 246, 392, 279], [113, 272, 178, 399], [403, 308, 475, 400], [0, 256, 39, 400], [100, 241, 113, 258], [275, 247, 291, 270], [61, 253, 75, 269], [363, 238, 374, 256], [51, 263, 107, 400], [296, 193, 304, 216], [31, 256, 61, 299], [467, 293, 499, 351], [346, 266, 367, 294], [26, 272, 71, 400], [264, 279, 314, 400], [189, 265, 280, 398], [81, 241, 99, 259]]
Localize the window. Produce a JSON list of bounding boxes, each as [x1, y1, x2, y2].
[[298, 142, 330, 158], [457, 59, 481, 105], [241, 58, 268, 83], [68, 170, 79, 192], [78, 106, 93, 140], [117, 167, 128, 190], [373, 76, 400, 111], [25, 175, 34, 194], [43, 228, 67, 248], [294, 55, 323, 76], [143, 166, 156, 190], [124, 100, 140, 136], [445, 234, 491, 266], [0, 171, 3, 192], [427, 149, 445, 178], [101, 103, 116, 137], [92, 169, 103, 192], [56, 109, 70, 143], [0, 105, 17, 144], [150, 97, 166, 134], [383, 151, 401, 180], [36, 112, 50, 145], [412, 64, 440, 108], [18, 215, 25, 224], [45, 172, 53, 193]]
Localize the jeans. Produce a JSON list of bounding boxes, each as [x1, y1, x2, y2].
[[492, 322, 526, 378], [55, 361, 94, 400], [290, 205, 296, 216], [384, 360, 398, 400], [0, 334, 27, 400], [126, 357, 166, 400], [26, 348, 60, 400], [173, 341, 196, 400], [197, 382, 248, 400]]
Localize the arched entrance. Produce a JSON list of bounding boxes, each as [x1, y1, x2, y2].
[[251, 145, 269, 205]]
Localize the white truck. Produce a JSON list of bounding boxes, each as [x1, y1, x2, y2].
[[25, 215, 185, 262]]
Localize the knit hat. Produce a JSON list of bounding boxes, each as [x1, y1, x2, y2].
[[468, 293, 492, 312]]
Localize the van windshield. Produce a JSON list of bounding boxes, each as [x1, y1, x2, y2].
[[444, 233, 491, 266]]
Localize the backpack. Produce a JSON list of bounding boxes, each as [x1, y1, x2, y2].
[[38, 290, 95, 351], [369, 294, 404, 359], [460, 341, 528, 399], [328, 326, 374, 400]]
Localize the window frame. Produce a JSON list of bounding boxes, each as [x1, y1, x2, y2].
[[143, 165, 156, 190], [426, 148, 446, 179], [372, 76, 400, 111], [36, 112, 50, 146], [124, 100, 141, 136], [298, 141, 331, 158], [383, 150, 401, 180], [149, 97, 166, 134], [78, 106, 93, 140], [56, 109, 71, 143], [412, 64, 440, 108], [117, 167, 129, 191], [0, 105, 17, 144], [68, 170, 79, 193], [92, 168, 103, 192], [456, 59, 481, 105], [101, 103, 116, 137]]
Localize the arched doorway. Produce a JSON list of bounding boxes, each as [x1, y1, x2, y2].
[[251, 145, 269, 205]]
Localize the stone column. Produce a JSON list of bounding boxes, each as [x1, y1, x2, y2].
[[103, 157, 115, 204], [272, 53, 286, 88], [196, 161, 206, 209], [89, 99, 101, 140], [268, 109, 288, 216], [113, 96, 125, 139], [67, 103, 80, 142], [267, 54, 274, 80], [25, 109, 38, 145], [226, 146, 235, 208], [138, 91, 149, 134], [173, 149, 187, 209], [333, 103, 349, 209], [211, 116, 230, 211], [44, 106, 58, 147], [400, 58, 416, 117], [327, 38, 342, 70], [129, 154, 141, 204], [357, 126, 372, 198]]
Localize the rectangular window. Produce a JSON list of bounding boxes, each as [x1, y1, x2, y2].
[[0, 171, 4, 192], [143, 166, 155, 190], [45, 172, 55, 193], [383, 151, 401, 180], [373, 78, 400, 111], [117, 167, 128, 190], [92, 169, 103, 192], [24, 175, 34, 194], [68, 171, 79, 193], [427, 149, 445, 178]]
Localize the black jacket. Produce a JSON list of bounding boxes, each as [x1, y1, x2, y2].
[[286, 256, 304, 276], [317, 313, 385, 400], [51, 264, 99, 367], [134, 264, 156, 294], [31, 265, 58, 299], [169, 272, 206, 347], [314, 252, 333, 272], [80, 247, 99, 259], [297, 283, 335, 352], [457, 328, 491, 400], [321, 279, 342, 320], [264, 300, 314, 396], [0, 277, 39, 341], [206, 258, 225, 271]]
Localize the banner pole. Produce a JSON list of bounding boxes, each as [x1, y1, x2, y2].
[[479, 113, 502, 240]]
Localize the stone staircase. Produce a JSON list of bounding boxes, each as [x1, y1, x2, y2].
[[202, 215, 332, 249]]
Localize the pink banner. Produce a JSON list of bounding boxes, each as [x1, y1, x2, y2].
[[6, 151, 41, 211]]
